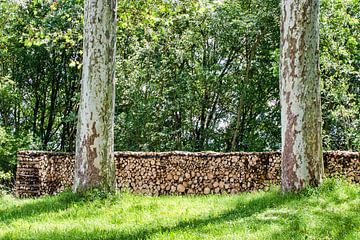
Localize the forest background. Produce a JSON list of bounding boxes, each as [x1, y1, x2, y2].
[[0, 0, 359, 181]]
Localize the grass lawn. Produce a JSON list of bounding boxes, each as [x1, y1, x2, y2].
[[0, 178, 359, 240]]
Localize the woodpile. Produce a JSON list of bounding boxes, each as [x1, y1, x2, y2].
[[15, 150, 359, 197], [16, 151, 75, 197], [324, 151, 359, 183], [15, 152, 41, 197], [38, 152, 75, 195], [115, 152, 282, 195]]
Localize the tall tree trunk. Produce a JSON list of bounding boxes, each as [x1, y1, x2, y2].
[[74, 0, 117, 192], [280, 0, 324, 191], [44, 63, 60, 148], [231, 94, 244, 151], [231, 34, 260, 152]]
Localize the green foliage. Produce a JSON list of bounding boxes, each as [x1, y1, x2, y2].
[[75, 187, 115, 201], [0, 76, 21, 129], [0, 0, 83, 153], [0, 69, 35, 176], [0, 171, 13, 195], [320, 0, 360, 151], [0, 179, 359, 239], [0, 127, 17, 172], [116, 0, 281, 151], [0, 0, 359, 160], [0, 126, 33, 174]]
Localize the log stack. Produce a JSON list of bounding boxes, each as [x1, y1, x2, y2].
[[15, 151, 42, 197], [15, 150, 359, 197], [16, 151, 75, 197], [38, 152, 75, 195], [115, 151, 282, 195], [324, 151, 359, 183]]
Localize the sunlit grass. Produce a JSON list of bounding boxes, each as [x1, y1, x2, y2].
[[1, 178, 359, 240]]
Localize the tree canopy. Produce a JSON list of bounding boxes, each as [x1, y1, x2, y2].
[[0, 0, 359, 177]]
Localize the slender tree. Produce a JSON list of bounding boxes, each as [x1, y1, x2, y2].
[[73, 0, 117, 192], [280, 0, 324, 191]]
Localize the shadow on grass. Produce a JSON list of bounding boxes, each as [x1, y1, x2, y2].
[[311, 203, 359, 239], [3, 179, 358, 240], [5, 190, 300, 240], [268, 188, 360, 240], [0, 191, 86, 224], [268, 207, 360, 240]]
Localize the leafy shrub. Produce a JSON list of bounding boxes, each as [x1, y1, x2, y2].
[[0, 170, 13, 195], [0, 126, 33, 175]]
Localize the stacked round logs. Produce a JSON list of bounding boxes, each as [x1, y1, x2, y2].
[[15, 150, 359, 197], [15, 152, 42, 197], [324, 151, 359, 183], [115, 151, 282, 195], [38, 152, 75, 195], [16, 151, 75, 197]]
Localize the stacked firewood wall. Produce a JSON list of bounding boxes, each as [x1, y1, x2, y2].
[[115, 152, 282, 195], [15, 152, 42, 197], [16, 151, 75, 197], [15, 151, 359, 197], [38, 152, 75, 195], [324, 151, 359, 183]]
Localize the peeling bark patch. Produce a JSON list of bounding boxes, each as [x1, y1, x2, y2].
[[83, 122, 101, 185]]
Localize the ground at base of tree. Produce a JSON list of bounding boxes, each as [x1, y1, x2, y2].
[[0, 178, 359, 240]]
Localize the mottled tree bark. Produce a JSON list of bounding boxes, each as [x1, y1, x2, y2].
[[74, 0, 117, 192], [280, 0, 324, 191]]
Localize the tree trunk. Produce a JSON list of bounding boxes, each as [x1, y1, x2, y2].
[[74, 0, 117, 192], [280, 0, 324, 191], [231, 94, 244, 151]]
